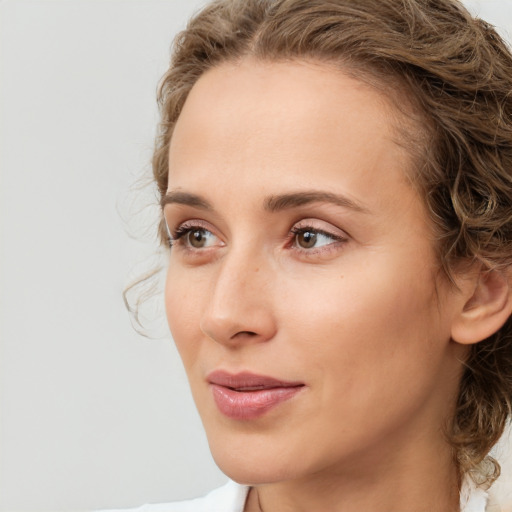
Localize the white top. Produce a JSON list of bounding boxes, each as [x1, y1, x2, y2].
[[100, 477, 495, 512], [99, 481, 247, 512]]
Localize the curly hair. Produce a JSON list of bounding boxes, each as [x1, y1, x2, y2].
[[151, 0, 512, 485]]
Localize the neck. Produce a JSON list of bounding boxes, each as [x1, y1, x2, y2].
[[244, 433, 460, 512]]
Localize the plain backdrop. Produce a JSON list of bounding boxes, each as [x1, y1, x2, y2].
[[1, 1, 512, 511]]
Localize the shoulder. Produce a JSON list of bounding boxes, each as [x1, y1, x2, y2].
[[486, 487, 512, 512], [98, 481, 250, 512], [461, 476, 512, 512]]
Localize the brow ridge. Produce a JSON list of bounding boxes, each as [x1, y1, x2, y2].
[[264, 191, 369, 213], [161, 189, 369, 214], [160, 191, 213, 210]]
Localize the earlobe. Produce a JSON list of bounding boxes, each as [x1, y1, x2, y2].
[[451, 268, 512, 345]]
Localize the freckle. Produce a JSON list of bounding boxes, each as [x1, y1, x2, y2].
[[255, 268, 260, 272]]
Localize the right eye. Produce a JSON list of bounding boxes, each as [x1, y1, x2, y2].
[[181, 228, 217, 248], [169, 223, 222, 250]]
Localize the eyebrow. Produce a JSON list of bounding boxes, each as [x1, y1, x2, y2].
[[160, 191, 213, 210], [264, 191, 370, 214], [161, 189, 369, 214]]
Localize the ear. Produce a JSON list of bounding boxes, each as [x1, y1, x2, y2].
[[451, 267, 512, 345]]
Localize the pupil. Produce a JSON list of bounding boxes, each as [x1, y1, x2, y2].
[[190, 230, 205, 247], [300, 231, 317, 248]]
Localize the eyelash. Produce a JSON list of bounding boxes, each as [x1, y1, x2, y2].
[[289, 225, 346, 251], [172, 225, 197, 243], [167, 222, 210, 247], [166, 221, 347, 255]]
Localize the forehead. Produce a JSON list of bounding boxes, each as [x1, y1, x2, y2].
[[169, 59, 416, 199], [172, 59, 399, 145], [172, 60, 411, 164]]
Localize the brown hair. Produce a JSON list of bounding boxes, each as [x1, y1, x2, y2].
[[152, 0, 512, 484]]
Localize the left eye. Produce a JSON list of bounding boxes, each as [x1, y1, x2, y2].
[[293, 228, 338, 249]]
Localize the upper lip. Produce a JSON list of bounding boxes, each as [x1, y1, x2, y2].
[[207, 370, 304, 391]]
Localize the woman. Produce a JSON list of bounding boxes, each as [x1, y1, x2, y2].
[[116, 0, 512, 510]]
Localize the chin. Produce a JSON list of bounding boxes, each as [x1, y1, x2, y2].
[[209, 438, 303, 486]]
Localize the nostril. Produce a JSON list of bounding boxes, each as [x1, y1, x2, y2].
[[232, 330, 258, 338]]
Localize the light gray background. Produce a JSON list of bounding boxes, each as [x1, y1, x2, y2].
[[1, 1, 511, 511]]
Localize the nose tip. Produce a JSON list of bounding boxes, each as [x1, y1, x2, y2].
[[199, 260, 277, 347], [200, 307, 276, 346]]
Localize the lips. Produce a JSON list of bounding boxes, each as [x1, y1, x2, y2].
[[207, 370, 305, 420]]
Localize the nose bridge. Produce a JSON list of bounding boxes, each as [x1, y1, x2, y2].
[[200, 243, 276, 345]]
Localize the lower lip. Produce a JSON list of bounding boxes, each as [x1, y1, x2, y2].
[[210, 384, 303, 420]]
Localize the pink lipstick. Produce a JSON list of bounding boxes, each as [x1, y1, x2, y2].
[[207, 371, 304, 420]]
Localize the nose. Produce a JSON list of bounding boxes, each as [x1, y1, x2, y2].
[[199, 249, 277, 347]]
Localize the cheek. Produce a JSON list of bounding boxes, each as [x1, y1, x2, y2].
[[274, 253, 447, 397], [279, 254, 440, 336], [165, 265, 203, 367], [270, 271, 450, 464]]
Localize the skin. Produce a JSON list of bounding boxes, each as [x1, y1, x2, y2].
[[163, 59, 470, 512]]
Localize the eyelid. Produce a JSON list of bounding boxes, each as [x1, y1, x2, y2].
[[290, 225, 345, 242], [164, 215, 348, 257], [166, 218, 217, 239], [291, 218, 348, 239]]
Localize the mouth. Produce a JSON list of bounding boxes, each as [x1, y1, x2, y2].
[[207, 370, 305, 420]]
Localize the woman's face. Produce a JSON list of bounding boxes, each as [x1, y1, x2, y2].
[[163, 60, 465, 484]]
